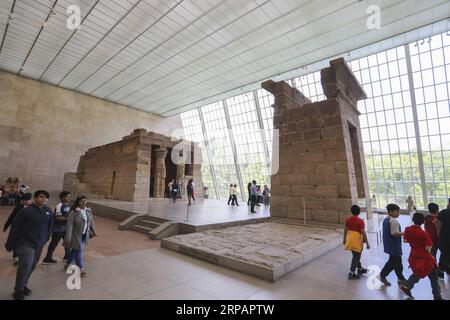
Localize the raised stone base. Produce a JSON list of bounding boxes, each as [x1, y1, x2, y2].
[[161, 222, 343, 282]]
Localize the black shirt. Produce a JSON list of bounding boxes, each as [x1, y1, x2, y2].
[[3, 204, 24, 231], [438, 209, 450, 245], [5, 203, 54, 251]]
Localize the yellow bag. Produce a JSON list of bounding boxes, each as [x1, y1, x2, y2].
[[344, 230, 363, 253]]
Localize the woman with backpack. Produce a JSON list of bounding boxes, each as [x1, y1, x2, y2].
[[187, 179, 195, 205]]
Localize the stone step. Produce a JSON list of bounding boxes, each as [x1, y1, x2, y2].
[[129, 225, 153, 234], [137, 220, 161, 229], [141, 216, 169, 224]]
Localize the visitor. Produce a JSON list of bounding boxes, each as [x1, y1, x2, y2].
[[8, 190, 17, 206], [3, 193, 32, 266], [262, 185, 270, 206], [406, 195, 414, 213], [250, 180, 257, 214], [435, 208, 450, 276], [399, 213, 444, 300], [64, 196, 97, 277], [171, 181, 179, 203], [371, 194, 377, 209], [4, 190, 54, 300], [232, 185, 239, 206], [227, 184, 234, 205], [42, 191, 72, 264], [343, 205, 370, 279], [425, 203, 445, 280], [247, 182, 252, 206], [0, 185, 4, 205], [168, 179, 174, 198], [18, 185, 29, 202], [177, 176, 183, 199], [256, 185, 262, 206], [377, 203, 407, 286], [187, 178, 195, 205]]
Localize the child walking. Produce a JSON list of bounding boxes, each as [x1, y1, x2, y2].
[[344, 205, 370, 279], [400, 213, 444, 300], [425, 203, 445, 280], [378, 203, 407, 286]]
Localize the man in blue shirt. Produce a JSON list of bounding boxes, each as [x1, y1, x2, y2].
[[42, 191, 71, 264], [5, 190, 54, 300], [250, 180, 257, 214]]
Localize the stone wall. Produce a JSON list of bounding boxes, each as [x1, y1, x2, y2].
[[263, 58, 371, 224], [71, 128, 202, 202], [0, 70, 182, 196]]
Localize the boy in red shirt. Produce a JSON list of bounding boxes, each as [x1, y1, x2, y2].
[[400, 213, 444, 300], [343, 205, 370, 279], [425, 203, 445, 280]]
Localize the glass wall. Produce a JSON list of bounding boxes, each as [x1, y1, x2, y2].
[[410, 33, 450, 208], [181, 31, 450, 208], [179, 109, 216, 198]]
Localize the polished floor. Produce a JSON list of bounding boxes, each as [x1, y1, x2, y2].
[[0, 205, 449, 300]]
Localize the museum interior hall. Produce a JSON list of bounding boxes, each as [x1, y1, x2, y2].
[[1, 0, 450, 302]]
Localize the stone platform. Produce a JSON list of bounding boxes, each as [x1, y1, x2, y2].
[[161, 222, 343, 282], [89, 199, 270, 232]]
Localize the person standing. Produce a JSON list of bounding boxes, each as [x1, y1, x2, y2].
[[187, 179, 196, 205], [177, 176, 183, 199], [377, 203, 407, 286], [343, 205, 370, 279], [232, 185, 239, 206], [371, 194, 377, 210], [0, 186, 4, 206], [168, 180, 174, 198], [247, 182, 252, 206], [64, 196, 96, 277], [171, 181, 179, 203], [262, 185, 270, 206], [400, 213, 443, 300], [8, 190, 17, 206], [42, 191, 72, 264], [425, 203, 445, 280], [250, 180, 257, 214], [227, 184, 234, 205], [256, 185, 262, 206], [4, 190, 53, 300], [435, 208, 450, 276]]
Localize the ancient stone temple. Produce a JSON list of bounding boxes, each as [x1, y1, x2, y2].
[[64, 129, 202, 202], [262, 58, 371, 224]]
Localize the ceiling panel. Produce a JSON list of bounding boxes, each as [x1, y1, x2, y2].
[[0, 0, 448, 117]]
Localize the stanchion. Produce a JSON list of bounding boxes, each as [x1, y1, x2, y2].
[[303, 197, 306, 226], [186, 202, 190, 221]]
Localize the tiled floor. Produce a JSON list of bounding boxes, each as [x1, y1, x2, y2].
[[0, 205, 449, 300]]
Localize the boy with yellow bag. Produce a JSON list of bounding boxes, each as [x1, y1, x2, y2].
[[344, 205, 371, 279]]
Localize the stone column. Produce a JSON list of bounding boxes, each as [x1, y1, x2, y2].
[[154, 148, 168, 198]]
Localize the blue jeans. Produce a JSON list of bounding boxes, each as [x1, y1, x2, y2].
[[406, 266, 441, 298], [67, 240, 83, 269]]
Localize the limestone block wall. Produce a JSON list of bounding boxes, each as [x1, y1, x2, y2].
[[263, 58, 370, 224], [73, 128, 203, 201], [76, 135, 142, 201], [0, 70, 182, 196]]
